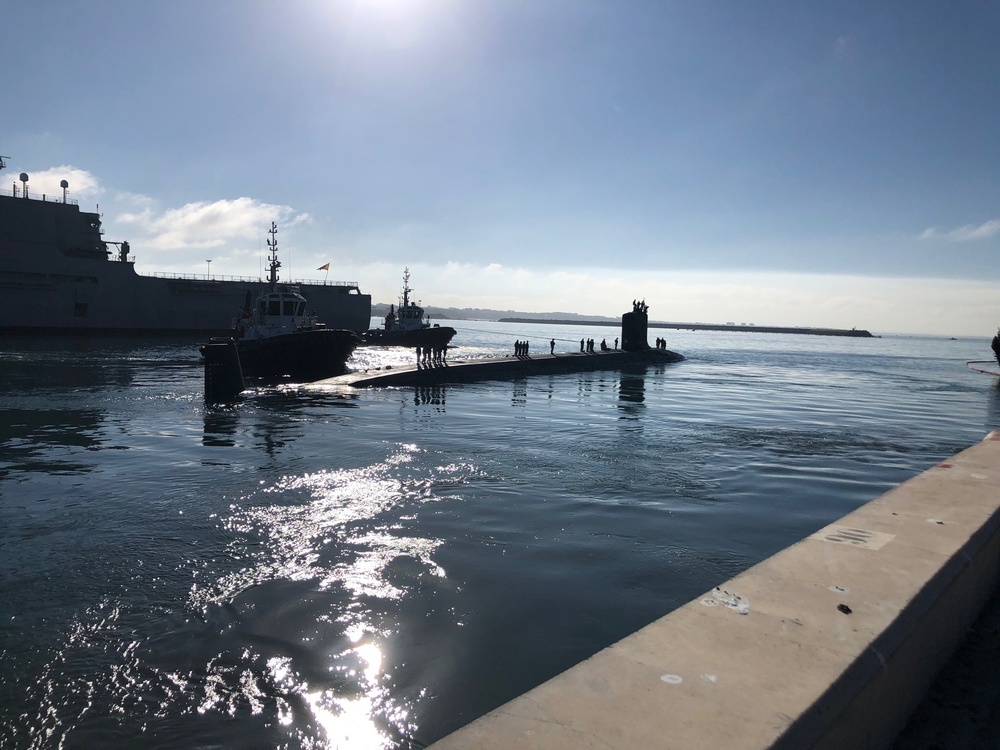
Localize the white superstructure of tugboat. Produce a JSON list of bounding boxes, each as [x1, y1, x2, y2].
[[363, 268, 456, 349], [219, 223, 360, 382]]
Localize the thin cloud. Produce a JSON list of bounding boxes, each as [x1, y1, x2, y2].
[[832, 35, 855, 61], [921, 219, 1000, 241], [115, 197, 309, 250], [14, 166, 102, 200]]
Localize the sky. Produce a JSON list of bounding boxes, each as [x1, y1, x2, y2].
[[3, 0, 1000, 336]]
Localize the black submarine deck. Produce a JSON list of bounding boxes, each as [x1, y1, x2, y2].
[[318, 348, 684, 389]]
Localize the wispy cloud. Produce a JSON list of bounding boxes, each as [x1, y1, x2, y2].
[[115, 196, 310, 250], [920, 219, 1000, 241], [832, 35, 855, 61], [16, 166, 103, 199], [24, 166, 312, 254]]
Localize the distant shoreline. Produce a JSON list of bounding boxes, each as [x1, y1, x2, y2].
[[498, 318, 875, 338]]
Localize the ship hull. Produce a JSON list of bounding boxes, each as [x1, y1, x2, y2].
[[0, 193, 372, 335], [234, 329, 361, 383], [0, 271, 372, 335], [362, 325, 456, 349]]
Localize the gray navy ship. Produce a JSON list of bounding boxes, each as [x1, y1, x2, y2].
[[0, 158, 371, 335]]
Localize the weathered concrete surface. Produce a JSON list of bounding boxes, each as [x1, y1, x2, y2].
[[323, 348, 684, 388], [429, 433, 1000, 750]]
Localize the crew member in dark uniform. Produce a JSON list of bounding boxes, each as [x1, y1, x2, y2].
[[992, 328, 1000, 367]]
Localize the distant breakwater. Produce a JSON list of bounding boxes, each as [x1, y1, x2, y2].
[[499, 318, 874, 338]]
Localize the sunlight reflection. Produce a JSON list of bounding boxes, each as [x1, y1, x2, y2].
[[307, 690, 390, 750], [267, 656, 297, 727], [308, 639, 390, 749], [192, 445, 467, 607], [325, 532, 446, 598], [183, 444, 477, 746], [356, 643, 383, 683], [266, 645, 395, 749]]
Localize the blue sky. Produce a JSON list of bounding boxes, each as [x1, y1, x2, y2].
[[4, 0, 1000, 335]]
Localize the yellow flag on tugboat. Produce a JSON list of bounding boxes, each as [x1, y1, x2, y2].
[[317, 263, 330, 271]]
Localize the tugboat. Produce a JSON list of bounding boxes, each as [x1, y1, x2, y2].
[[210, 223, 360, 382], [363, 268, 456, 350]]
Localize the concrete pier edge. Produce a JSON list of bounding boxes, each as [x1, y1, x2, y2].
[[428, 431, 1000, 750]]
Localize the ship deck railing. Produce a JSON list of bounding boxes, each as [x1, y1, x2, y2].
[[1, 186, 79, 204], [143, 270, 361, 288]]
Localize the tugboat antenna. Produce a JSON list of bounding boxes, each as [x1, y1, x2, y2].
[[0, 156, 8, 172], [266, 221, 281, 290]]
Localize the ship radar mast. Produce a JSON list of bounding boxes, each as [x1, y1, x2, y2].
[[401, 267, 412, 308], [266, 221, 281, 290], [0, 155, 8, 173]]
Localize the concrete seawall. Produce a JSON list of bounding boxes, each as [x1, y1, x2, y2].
[[429, 432, 1000, 749], [324, 348, 685, 388]]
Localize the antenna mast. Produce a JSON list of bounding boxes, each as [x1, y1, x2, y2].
[[266, 222, 281, 290], [402, 267, 411, 307]]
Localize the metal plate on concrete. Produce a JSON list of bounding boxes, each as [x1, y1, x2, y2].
[[809, 525, 896, 550]]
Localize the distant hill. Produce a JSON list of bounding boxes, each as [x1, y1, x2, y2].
[[370, 303, 617, 323]]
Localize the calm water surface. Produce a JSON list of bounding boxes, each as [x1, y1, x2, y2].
[[1, 322, 998, 749]]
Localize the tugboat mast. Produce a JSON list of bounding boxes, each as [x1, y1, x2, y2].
[[401, 267, 411, 308], [266, 221, 280, 290], [0, 155, 9, 173]]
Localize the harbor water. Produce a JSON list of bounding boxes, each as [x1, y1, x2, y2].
[[1, 321, 998, 749]]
